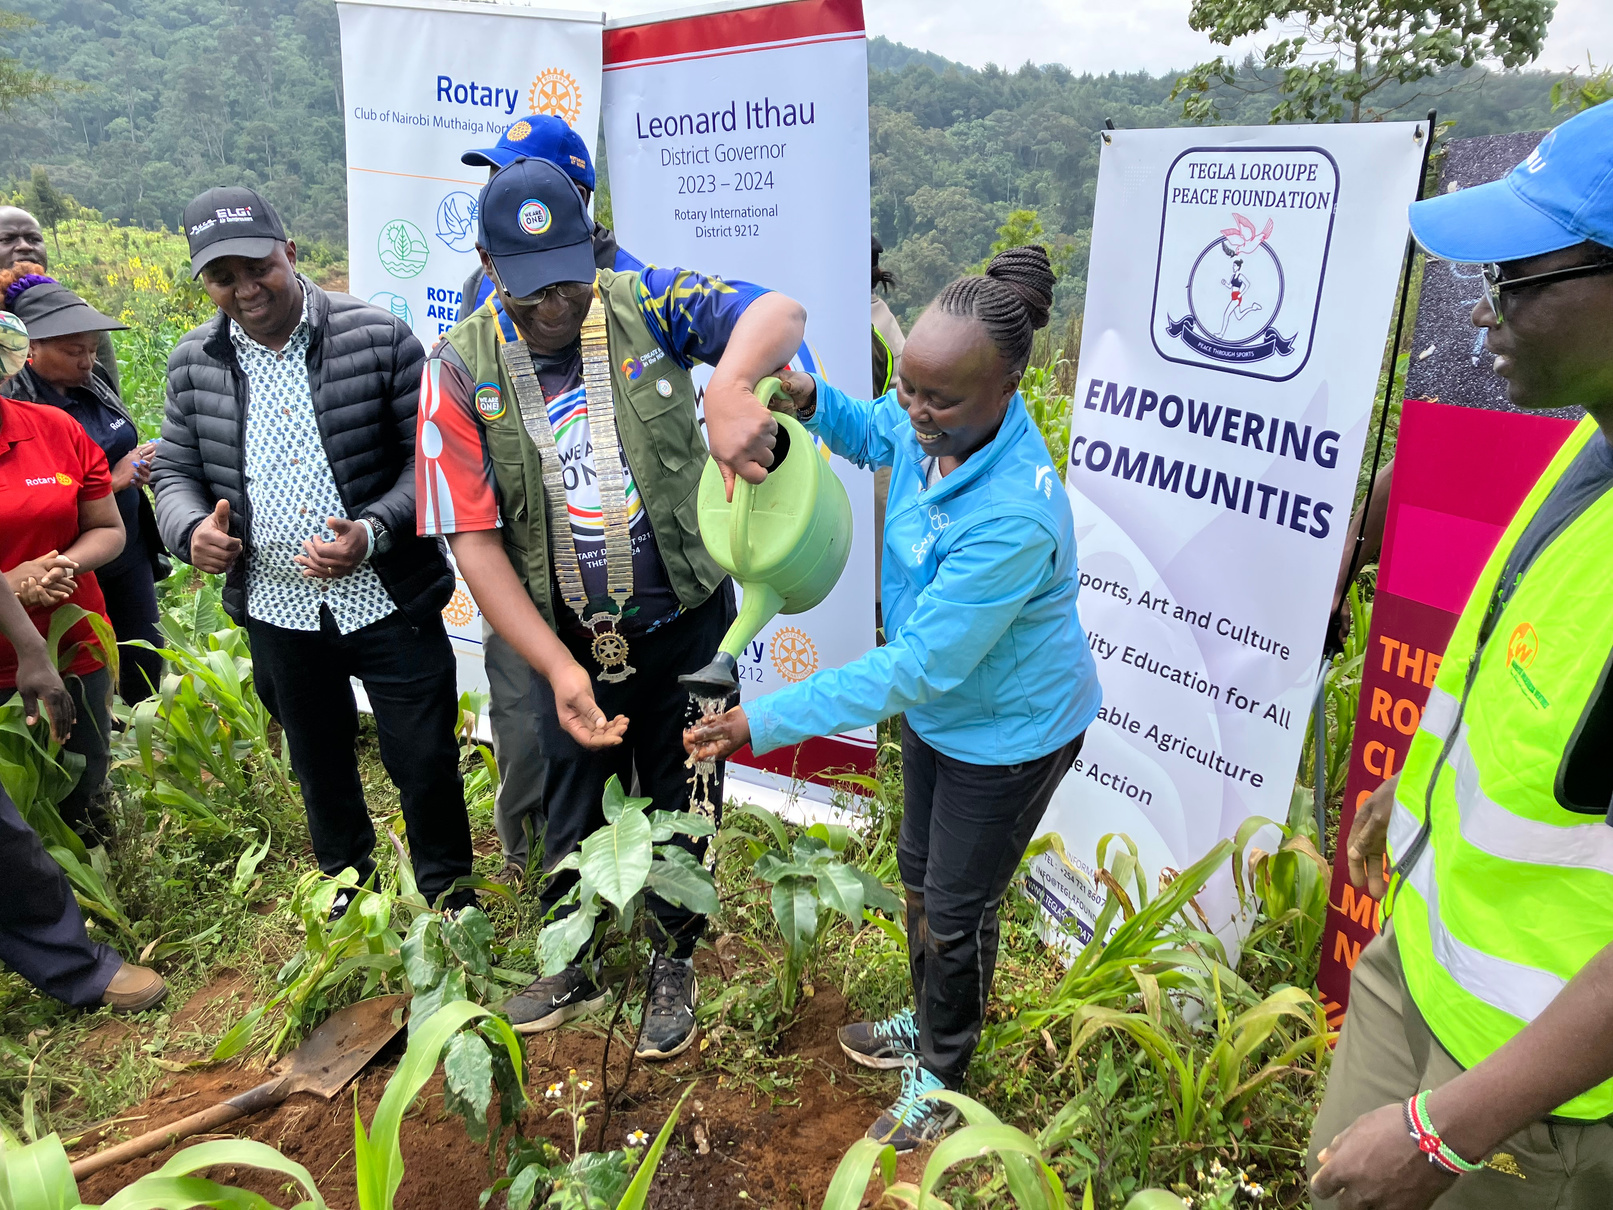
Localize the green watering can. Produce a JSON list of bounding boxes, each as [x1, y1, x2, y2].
[[678, 378, 853, 698]]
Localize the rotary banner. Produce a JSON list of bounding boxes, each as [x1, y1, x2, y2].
[[601, 0, 878, 790], [1028, 123, 1428, 944], [336, 0, 603, 692]]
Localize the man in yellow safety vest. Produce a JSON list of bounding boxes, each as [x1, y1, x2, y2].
[[1308, 101, 1613, 1210]]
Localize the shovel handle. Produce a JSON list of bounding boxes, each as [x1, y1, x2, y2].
[[70, 1077, 287, 1180]]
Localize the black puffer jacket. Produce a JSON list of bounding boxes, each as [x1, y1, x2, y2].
[[152, 277, 452, 627]]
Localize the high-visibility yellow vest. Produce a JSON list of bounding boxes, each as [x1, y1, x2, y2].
[[1390, 417, 1613, 1120]]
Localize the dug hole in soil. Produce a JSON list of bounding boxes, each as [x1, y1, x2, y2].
[[72, 953, 918, 1209]]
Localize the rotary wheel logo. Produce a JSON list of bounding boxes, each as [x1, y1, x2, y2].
[[441, 587, 477, 628], [529, 67, 582, 127], [770, 627, 819, 684]]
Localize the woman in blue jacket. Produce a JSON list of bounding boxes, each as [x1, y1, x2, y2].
[[684, 247, 1102, 1150]]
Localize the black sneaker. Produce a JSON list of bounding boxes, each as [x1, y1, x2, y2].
[[328, 889, 355, 924], [635, 954, 698, 1060], [839, 1008, 919, 1070], [502, 965, 607, 1034], [868, 1063, 958, 1152]]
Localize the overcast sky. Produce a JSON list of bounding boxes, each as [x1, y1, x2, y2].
[[858, 0, 1612, 78]]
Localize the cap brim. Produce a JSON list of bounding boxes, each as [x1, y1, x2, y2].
[[461, 146, 516, 169], [24, 308, 129, 339], [190, 236, 282, 278], [487, 238, 597, 299], [1409, 177, 1583, 264]]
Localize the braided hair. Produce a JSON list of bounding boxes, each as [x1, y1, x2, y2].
[[932, 245, 1054, 375]]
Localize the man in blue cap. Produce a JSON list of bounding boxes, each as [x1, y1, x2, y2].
[[1310, 100, 1613, 1210], [416, 156, 804, 1060], [457, 116, 642, 324], [457, 118, 645, 893]]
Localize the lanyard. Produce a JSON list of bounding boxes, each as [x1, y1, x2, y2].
[[499, 296, 637, 682]]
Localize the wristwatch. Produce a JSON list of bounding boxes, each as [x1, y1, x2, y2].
[[362, 516, 393, 558]]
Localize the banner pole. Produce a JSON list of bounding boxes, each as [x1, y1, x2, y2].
[[1328, 109, 1438, 647]]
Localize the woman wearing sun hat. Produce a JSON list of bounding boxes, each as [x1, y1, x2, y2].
[[0, 268, 167, 705]]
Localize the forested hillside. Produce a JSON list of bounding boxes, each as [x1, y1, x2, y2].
[[0, 0, 1575, 322]]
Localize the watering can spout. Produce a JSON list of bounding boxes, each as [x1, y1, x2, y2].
[[679, 652, 739, 698]]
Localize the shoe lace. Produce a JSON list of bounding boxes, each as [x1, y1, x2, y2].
[[889, 1062, 944, 1125], [647, 957, 689, 1015], [873, 1008, 917, 1047]]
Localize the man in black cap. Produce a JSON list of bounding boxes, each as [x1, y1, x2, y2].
[[418, 157, 802, 1058], [152, 186, 475, 916]]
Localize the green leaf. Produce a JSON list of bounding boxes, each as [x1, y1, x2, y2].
[[407, 967, 466, 1037], [1121, 1193, 1188, 1210], [600, 774, 651, 824], [647, 810, 717, 843], [646, 847, 719, 916], [230, 829, 272, 896], [814, 862, 864, 925], [918, 1121, 1063, 1210], [1, 1132, 78, 1210], [733, 801, 789, 852], [578, 808, 653, 913], [819, 1137, 896, 1210], [400, 915, 445, 990], [536, 901, 601, 977], [806, 821, 852, 852], [851, 868, 905, 917], [505, 1165, 543, 1210], [616, 1087, 693, 1210], [442, 908, 495, 977], [443, 1031, 494, 1124], [770, 876, 820, 960]]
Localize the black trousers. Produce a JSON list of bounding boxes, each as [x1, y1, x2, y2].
[[534, 586, 737, 959], [2, 665, 113, 845], [898, 720, 1084, 1087], [247, 609, 474, 907], [98, 559, 164, 704], [0, 784, 121, 1007]]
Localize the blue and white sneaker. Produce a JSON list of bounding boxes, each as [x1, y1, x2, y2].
[[838, 1007, 919, 1070], [867, 1063, 958, 1152]]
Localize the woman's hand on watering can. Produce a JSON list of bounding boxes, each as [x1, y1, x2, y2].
[[771, 370, 817, 420], [683, 706, 751, 762], [552, 661, 630, 749]]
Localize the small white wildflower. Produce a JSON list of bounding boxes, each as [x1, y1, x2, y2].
[[578, 1080, 594, 1092], [627, 1129, 649, 1146], [544, 1082, 564, 1100]]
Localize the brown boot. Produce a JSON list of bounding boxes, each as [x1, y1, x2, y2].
[[100, 962, 167, 1013]]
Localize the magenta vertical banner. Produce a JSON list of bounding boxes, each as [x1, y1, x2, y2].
[[1316, 399, 1575, 1027]]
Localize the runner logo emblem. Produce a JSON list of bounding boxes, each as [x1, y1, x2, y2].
[[1151, 146, 1338, 382], [518, 199, 551, 236], [474, 382, 505, 420]]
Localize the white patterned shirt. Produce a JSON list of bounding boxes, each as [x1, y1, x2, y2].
[[235, 293, 394, 633]]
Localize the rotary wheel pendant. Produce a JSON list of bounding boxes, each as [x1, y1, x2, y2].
[[592, 626, 635, 683]]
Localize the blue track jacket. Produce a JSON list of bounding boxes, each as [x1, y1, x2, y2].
[[746, 377, 1102, 765]]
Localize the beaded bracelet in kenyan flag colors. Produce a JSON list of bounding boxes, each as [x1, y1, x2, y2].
[[1404, 1091, 1486, 1174]]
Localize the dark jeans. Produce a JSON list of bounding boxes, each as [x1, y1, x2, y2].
[[247, 608, 474, 907], [535, 586, 737, 959], [2, 665, 113, 845], [0, 784, 121, 1007], [898, 720, 1085, 1087], [99, 559, 164, 703]]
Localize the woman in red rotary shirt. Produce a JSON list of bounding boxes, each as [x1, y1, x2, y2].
[[0, 385, 126, 844]]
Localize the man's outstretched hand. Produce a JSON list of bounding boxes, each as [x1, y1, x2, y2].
[[552, 661, 628, 750]]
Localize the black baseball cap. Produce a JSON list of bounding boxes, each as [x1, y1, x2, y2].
[[477, 157, 594, 299], [182, 186, 286, 278], [8, 281, 127, 340]]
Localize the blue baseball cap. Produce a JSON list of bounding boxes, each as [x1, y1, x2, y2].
[[461, 115, 596, 191], [477, 157, 595, 299], [1409, 103, 1613, 264]]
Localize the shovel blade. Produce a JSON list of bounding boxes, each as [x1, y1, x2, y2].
[[281, 993, 407, 1099]]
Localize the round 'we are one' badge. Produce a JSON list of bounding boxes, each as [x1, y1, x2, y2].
[[518, 199, 552, 236], [474, 382, 505, 420]]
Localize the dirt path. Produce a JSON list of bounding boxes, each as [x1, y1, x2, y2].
[[72, 978, 905, 1209]]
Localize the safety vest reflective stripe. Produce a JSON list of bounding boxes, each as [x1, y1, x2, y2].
[[1390, 802, 1568, 1023], [1419, 684, 1458, 744]]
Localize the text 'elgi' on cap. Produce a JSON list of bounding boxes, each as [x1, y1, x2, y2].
[[183, 186, 287, 278], [476, 157, 595, 300]]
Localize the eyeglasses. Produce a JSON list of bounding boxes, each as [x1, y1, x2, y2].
[[497, 275, 594, 308], [1481, 260, 1613, 324]]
